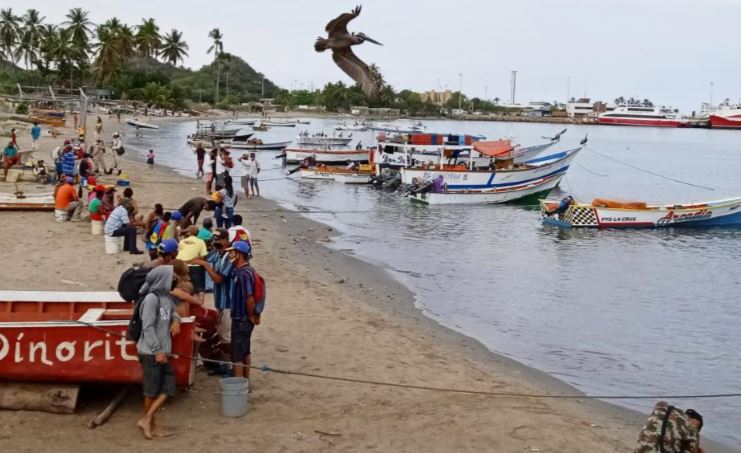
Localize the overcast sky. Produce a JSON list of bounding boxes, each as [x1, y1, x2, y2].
[[16, 0, 741, 112]]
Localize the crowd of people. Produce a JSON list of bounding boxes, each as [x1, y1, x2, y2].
[[194, 144, 261, 199]]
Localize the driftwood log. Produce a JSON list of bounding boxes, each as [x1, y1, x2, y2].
[[0, 382, 79, 414], [88, 387, 129, 429]]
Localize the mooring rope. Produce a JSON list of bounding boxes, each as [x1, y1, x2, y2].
[[51, 319, 741, 401], [586, 148, 715, 191]]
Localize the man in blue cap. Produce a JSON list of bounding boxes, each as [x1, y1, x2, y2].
[[150, 238, 179, 267], [226, 241, 259, 379]]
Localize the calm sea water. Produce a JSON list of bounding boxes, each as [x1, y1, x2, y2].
[[125, 118, 741, 447]]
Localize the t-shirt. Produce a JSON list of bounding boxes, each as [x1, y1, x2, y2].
[[228, 226, 251, 244], [241, 159, 259, 177], [88, 198, 103, 221], [195, 147, 206, 160], [220, 188, 238, 208], [215, 155, 226, 174], [89, 197, 101, 213], [54, 184, 78, 209], [207, 251, 235, 310], [176, 236, 208, 261], [104, 205, 129, 235], [31, 126, 41, 140], [230, 264, 255, 320], [161, 222, 176, 240], [3, 145, 17, 158]]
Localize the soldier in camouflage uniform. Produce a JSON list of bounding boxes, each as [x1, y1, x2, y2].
[[634, 401, 705, 453]]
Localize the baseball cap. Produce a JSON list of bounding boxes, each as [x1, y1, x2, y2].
[[226, 241, 251, 255], [171, 211, 183, 221], [94, 184, 106, 192], [158, 238, 179, 255]]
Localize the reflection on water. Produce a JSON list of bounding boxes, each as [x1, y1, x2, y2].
[[131, 118, 741, 447]]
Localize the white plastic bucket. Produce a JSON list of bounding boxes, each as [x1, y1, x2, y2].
[[54, 209, 67, 222], [219, 377, 249, 417], [91, 220, 103, 235], [104, 235, 123, 254]]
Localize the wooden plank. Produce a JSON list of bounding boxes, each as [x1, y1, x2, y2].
[[0, 382, 79, 414], [88, 388, 128, 429]]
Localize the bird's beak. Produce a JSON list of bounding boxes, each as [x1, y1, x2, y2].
[[362, 34, 382, 45]]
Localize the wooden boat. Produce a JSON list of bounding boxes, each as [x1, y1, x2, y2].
[[29, 110, 66, 127], [0, 192, 55, 211], [408, 174, 563, 205], [222, 140, 292, 150], [262, 121, 296, 127], [0, 291, 195, 385], [540, 196, 741, 228], [296, 136, 353, 146], [401, 148, 582, 190], [286, 148, 370, 164], [299, 165, 372, 184], [126, 118, 160, 129]]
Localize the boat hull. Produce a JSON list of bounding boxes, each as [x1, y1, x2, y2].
[[401, 148, 581, 190], [224, 141, 291, 150], [298, 169, 371, 184], [597, 117, 684, 128], [709, 114, 741, 129], [286, 149, 370, 164], [126, 119, 159, 129], [541, 197, 741, 228], [296, 138, 353, 146], [0, 193, 55, 211], [410, 174, 562, 205]]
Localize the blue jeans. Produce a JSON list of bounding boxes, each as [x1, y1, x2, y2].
[[214, 206, 234, 229]]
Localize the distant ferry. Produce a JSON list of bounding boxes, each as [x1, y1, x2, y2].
[[598, 105, 686, 128], [708, 103, 741, 129]]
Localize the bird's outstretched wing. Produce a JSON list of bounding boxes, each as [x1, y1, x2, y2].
[[325, 5, 361, 36], [332, 47, 380, 99]]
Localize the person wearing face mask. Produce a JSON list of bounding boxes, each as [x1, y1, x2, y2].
[[190, 228, 235, 374]]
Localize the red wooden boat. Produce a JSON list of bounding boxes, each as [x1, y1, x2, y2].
[[0, 291, 196, 385]]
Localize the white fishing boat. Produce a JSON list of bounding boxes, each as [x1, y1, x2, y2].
[[222, 139, 292, 150], [125, 118, 159, 129], [335, 121, 369, 131], [0, 192, 55, 210], [409, 173, 564, 205], [400, 148, 582, 190], [298, 167, 372, 184], [285, 148, 370, 164], [296, 135, 353, 146], [262, 120, 297, 127], [540, 196, 741, 228]]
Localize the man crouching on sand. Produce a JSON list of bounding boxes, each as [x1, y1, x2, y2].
[[136, 266, 181, 439]]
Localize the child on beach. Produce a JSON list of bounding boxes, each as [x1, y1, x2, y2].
[[147, 149, 155, 171]]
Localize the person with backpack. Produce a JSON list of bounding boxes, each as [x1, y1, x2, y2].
[[135, 265, 181, 440], [226, 241, 264, 379], [634, 401, 704, 453]]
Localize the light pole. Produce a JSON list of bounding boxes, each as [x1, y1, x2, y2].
[[458, 73, 463, 111]]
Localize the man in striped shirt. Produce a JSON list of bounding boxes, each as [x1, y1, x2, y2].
[[104, 199, 145, 254]]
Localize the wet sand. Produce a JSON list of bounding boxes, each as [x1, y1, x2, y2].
[[0, 115, 735, 452]]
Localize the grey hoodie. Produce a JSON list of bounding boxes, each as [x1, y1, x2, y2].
[[136, 266, 180, 355]]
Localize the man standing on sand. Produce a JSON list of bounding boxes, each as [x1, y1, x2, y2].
[[136, 265, 180, 440], [110, 132, 123, 175], [31, 122, 41, 150], [91, 139, 107, 174], [227, 241, 260, 379], [194, 144, 206, 179], [239, 152, 260, 197]]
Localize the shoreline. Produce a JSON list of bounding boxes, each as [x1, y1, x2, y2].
[[1, 114, 736, 452]]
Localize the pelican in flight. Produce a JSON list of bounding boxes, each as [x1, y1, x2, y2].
[[542, 128, 568, 142], [315, 5, 383, 99]]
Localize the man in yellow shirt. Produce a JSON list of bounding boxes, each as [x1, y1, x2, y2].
[[177, 225, 208, 261]]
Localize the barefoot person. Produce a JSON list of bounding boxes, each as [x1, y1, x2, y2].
[[136, 266, 180, 439]]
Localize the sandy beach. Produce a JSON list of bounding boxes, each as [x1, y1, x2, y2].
[[0, 115, 733, 453]]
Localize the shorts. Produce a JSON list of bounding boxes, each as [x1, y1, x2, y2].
[[138, 354, 176, 397], [240, 175, 250, 190], [230, 319, 254, 363], [3, 156, 20, 167], [217, 309, 232, 343], [215, 173, 226, 188], [249, 177, 258, 189], [147, 158, 154, 165]]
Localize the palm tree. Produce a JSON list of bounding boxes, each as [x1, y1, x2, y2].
[[62, 7, 92, 52], [15, 9, 45, 69], [92, 20, 137, 82], [159, 29, 188, 65], [0, 8, 21, 64], [135, 18, 161, 58], [207, 28, 224, 60]]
